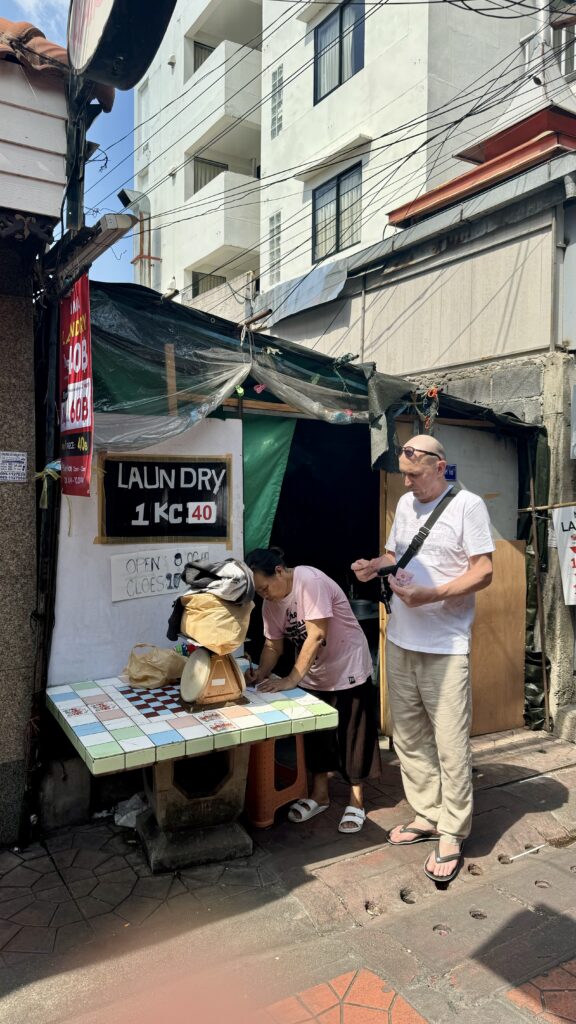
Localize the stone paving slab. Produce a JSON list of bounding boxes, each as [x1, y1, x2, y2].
[[0, 729, 575, 1024]]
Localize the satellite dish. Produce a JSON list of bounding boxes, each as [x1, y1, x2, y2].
[[67, 0, 177, 90]]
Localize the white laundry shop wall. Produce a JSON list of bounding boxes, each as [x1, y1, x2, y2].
[[48, 418, 243, 686]]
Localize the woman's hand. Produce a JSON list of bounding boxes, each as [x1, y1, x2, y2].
[[255, 676, 294, 693], [244, 667, 260, 686]]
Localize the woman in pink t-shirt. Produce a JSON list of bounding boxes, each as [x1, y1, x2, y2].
[[245, 547, 381, 834]]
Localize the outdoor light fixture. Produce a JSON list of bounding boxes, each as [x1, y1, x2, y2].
[[44, 213, 137, 294]]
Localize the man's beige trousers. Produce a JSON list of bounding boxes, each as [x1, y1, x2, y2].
[[386, 639, 473, 842]]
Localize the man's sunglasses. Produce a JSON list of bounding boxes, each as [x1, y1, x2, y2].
[[395, 445, 442, 460]]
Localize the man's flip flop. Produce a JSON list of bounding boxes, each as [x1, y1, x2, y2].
[[387, 824, 439, 846], [338, 806, 366, 834], [287, 798, 329, 823], [423, 842, 464, 884]]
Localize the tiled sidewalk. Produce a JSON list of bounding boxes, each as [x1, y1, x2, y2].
[[507, 959, 576, 1022], [264, 969, 428, 1024]]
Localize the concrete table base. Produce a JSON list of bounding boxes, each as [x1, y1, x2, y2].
[[138, 746, 253, 871], [136, 808, 253, 872]]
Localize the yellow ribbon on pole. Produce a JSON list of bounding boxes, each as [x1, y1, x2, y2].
[[34, 461, 72, 534], [34, 462, 61, 510]]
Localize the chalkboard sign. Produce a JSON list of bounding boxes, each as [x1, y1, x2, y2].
[[99, 454, 231, 543]]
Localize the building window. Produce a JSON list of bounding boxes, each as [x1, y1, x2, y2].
[[137, 80, 150, 151], [314, 0, 364, 104], [192, 272, 226, 298], [194, 157, 228, 194], [269, 213, 282, 283], [271, 64, 284, 139], [519, 31, 536, 71], [312, 164, 361, 262], [194, 41, 215, 73], [553, 23, 576, 76]]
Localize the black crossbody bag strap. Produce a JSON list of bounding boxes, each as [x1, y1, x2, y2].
[[395, 487, 458, 571]]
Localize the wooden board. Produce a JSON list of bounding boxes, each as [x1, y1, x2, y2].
[[469, 540, 526, 735], [378, 447, 526, 735]]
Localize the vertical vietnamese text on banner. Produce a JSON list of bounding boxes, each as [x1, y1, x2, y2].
[[59, 274, 93, 496]]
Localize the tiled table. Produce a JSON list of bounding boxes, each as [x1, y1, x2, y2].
[[45, 677, 339, 776]]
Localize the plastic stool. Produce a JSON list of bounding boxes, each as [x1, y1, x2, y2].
[[244, 735, 308, 828]]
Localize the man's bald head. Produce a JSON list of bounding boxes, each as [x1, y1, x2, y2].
[[406, 435, 446, 461]]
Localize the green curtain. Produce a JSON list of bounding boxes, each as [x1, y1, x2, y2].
[[243, 415, 296, 554]]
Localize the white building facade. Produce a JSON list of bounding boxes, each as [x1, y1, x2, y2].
[[134, 0, 540, 318]]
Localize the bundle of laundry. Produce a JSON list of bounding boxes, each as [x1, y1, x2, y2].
[[181, 558, 255, 605], [166, 558, 255, 656]]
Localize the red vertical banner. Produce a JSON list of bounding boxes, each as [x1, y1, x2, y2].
[[59, 274, 93, 496]]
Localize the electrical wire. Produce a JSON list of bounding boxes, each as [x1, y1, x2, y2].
[[117, 30, 571, 286], [80, 14, 572, 313], [88, 0, 384, 205], [91, 0, 302, 161], [89, 12, 550, 229], [103, 45, 574, 307]]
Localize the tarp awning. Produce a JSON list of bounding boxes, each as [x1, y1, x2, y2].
[[89, 280, 539, 467]]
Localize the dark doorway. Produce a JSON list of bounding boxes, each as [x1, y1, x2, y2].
[[245, 419, 380, 677]]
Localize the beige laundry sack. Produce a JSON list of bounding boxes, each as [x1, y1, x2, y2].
[[180, 593, 254, 655], [124, 643, 187, 688]]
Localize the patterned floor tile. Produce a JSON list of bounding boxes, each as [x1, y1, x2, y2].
[[507, 961, 576, 1021], [266, 970, 428, 1024]]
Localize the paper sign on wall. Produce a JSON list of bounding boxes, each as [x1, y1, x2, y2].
[[551, 507, 576, 605], [0, 451, 27, 482], [110, 545, 213, 602]]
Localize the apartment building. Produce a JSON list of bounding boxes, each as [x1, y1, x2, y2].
[[133, 0, 539, 319]]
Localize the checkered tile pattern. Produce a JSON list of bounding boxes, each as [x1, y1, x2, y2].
[[46, 667, 339, 775], [122, 685, 184, 718]]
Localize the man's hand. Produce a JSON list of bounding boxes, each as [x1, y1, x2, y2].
[[388, 574, 436, 607], [351, 558, 377, 582], [244, 668, 260, 686], [255, 676, 294, 693]]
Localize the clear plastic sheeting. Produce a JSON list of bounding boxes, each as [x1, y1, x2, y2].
[[88, 282, 539, 462], [89, 281, 372, 450]]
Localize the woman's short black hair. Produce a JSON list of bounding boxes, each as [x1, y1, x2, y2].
[[245, 546, 287, 577]]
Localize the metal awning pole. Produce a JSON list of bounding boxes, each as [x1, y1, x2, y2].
[[529, 474, 552, 732]]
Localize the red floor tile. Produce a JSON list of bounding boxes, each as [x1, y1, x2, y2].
[[316, 1008, 341, 1024], [265, 969, 429, 1024], [344, 969, 395, 1011], [267, 996, 313, 1024], [329, 971, 357, 1000], [541, 991, 576, 1021], [534, 969, 576, 992], [342, 1007, 389, 1023], [389, 994, 429, 1023], [299, 983, 339, 1016], [507, 982, 545, 1015]]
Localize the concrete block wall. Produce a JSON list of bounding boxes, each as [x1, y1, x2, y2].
[[0, 247, 37, 845], [409, 356, 545, 425]]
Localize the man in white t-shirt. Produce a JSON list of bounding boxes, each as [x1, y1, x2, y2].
[[352, 435, 494, 883]]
